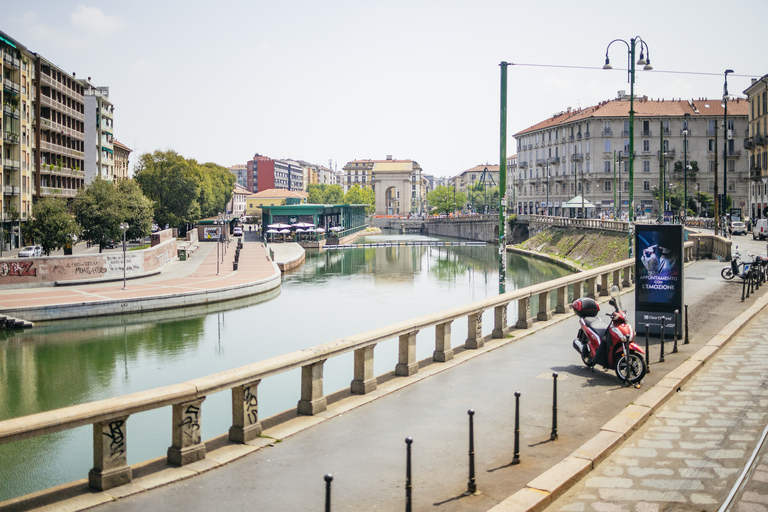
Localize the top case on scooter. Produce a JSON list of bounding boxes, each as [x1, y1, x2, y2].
[[571, 297, 599, 318]]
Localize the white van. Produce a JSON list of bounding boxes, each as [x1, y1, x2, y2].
[[753, 219, 768, 240], [233, 226, 243, 237]]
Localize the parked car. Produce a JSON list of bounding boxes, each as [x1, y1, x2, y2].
[[233, 226, 243, 236], [731, 221, 747, 236], [104, 239, 116, 249], [754, 219, 768, 240], [18, 246, 42, 258]]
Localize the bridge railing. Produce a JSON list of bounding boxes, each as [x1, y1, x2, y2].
[[0, 259, 635, 493], [521, 214, 629, 233]]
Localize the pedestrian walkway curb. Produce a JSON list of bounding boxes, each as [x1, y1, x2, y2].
[[488, 289, 768, 512]]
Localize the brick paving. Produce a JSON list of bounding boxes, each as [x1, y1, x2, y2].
[[546, 309, 768, 512]]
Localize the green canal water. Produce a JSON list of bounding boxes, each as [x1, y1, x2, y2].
[[0, 234, 572, 501]]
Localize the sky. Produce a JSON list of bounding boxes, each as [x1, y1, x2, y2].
[[1, 0, 766, 178]]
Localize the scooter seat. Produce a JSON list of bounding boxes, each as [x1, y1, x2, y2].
[[584, 316, 608, 340]]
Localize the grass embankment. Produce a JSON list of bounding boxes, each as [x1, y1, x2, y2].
[[516, 227, 628, 270]]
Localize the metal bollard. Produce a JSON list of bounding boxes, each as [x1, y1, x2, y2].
[[551, 373, 558, 441], [673, 309, 679, 353], [324, 474, 333, 512], [512, 392, 521, 465], [645, 324, 651, 373], [742, 274, 747, 302], [405, 438, 413, 512], [466, 410, 477, 495], [684, 305, 689, 344], [660, 317, 666, 363]]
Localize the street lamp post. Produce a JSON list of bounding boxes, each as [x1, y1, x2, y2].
[[683, 112, 690, 217], [613, 150, 618, 219], [546, 158, 551, 215], [119, 222, 129, 290], [604, 36, 653, 256], [216, 215, 222, 276], [722, 69, 734, 235]]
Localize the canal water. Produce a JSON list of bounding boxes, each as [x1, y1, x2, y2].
[[0, 233, 572, 501]]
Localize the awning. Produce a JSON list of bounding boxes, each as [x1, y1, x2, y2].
[[561, 196, 596, 209], [0, 35, 17, 49]]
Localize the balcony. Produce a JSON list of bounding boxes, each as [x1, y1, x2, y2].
[[39, 186, 78, 198], [641, 130, 653, 137], [750, 166, 766, 181], [622, 130, 630, 137], [757, 134, 767, 146], [727, 150, 742, 158], [2, 185, 20, 196], [745, 137, 755, 150], [519, 161, 528, 168], [3, 131, 19, 144], [602, 129, 613, 137], [3, 159, 19, 171], [3, 53, 20, 69], [657, 149, 676, 159], [3, 104, 19, 118], [576, 133, 582, 140], [571, 153, 584, 162], [568, 135, 575, 141]]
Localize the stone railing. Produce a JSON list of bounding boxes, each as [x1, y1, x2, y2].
[[0, 259, 634, 492], [689, 233, 732, 261], [521, 214, 629, 233]]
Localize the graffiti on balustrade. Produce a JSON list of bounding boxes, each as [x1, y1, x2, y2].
[[244, 386, 258, 425], [103, 419, 126, 460], [0, 261, 36, 278], [179, 404, 202, 445]]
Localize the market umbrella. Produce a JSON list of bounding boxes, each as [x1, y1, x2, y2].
[[316, 228, 326, 233], [293, 222, 315, 228], [268, 223, 291, 229], [266, 229, 279, 233], [330, 226, 343, 232]]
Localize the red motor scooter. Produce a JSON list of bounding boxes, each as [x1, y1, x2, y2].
[[571, 286, 646, 384]]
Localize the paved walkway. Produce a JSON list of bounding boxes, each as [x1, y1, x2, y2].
[[0, 234, 281, 319]]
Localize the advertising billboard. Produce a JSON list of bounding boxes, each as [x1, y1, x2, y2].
[[635, 224, 684, 335]]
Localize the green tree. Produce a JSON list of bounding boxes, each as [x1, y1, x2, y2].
[[134, 150, 202, 229], [468, 186, 499, 213], [199, 162, 236, 218], [426, 185, 466, 214], [116, 180, 154, 241], [74, 177, 125, 252], [27, 198, 80, 255], [307, 184, 328, 204], [343, 184, 375, 214]]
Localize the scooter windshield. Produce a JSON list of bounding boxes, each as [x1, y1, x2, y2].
[[610, 285, 623, 311]]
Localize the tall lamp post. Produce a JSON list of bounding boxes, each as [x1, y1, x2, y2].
[[683, 112, 690, 217], [722, 69, 734, 235], [119, 222, 129, 290], [545, 158, 551, 215], [216, 214, 223, 276], [603, 36, 653, 257]]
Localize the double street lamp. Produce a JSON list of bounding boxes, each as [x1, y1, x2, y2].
[[683, 112, 691, 217], [603, 36, 653, 257], [119, 222, 129, 290], [721, 69, 734, 236]]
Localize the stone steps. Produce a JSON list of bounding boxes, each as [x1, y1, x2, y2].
[[0, 314, 34, 330]]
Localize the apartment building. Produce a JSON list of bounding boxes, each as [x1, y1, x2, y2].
[[745, 75, 768, 219], [80, 79, 114, 183], [245, 154, 304, 194], [229, 164, 247, 188], [512, 94, 748, 218], [452, 165, 500, 197], [113, 139, 132, 181]]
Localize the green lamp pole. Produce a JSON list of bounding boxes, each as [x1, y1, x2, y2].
[[722, 69, 733, 235], [604, 37, 653, 258], [499, 61, 509, 294]]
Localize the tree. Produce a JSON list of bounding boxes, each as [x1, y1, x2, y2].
[[468, 186, 499, 214], [199, 162, 236, 218], [74, 177, 125, 252], [134, 150, 202, 229], [343, 184, 375, 214], [27, 198, 80, 256], [116, 180, 154, 241], [307, 183, 344, 204], [426, 185, 466, 215]]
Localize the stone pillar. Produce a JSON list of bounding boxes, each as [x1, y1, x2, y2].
[[297, 360, 327, 415], [434, 321, 454, 362], [465, 311, 484, 349], [492, 304, 507, 338], [599, 273, 610, 296], [622, 265, 631, 287], [395, 331, 419, 376], [229, 380, 262, 444], [537, 291, 552, 321], [556, 285, 568, 314], [585, 277, 597, 299], [168, 398, 206, 466], [89, 416, 132, 491], [351, 345, 377, 394], [516, 297, 533, 328], [612, 269, 622, 290]]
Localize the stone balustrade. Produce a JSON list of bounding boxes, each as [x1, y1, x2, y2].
[[0, 259, 635, 492]]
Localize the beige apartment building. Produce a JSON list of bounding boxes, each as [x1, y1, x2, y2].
[[512, 94, 748, 218], [342, 156, 425, 215], [113, 139, 132, 181], [745, 74, 768, 219]]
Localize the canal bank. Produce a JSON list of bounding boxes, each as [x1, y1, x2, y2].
[[0, 235, 282, 323]]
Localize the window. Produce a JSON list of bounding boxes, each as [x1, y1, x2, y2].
[[643, 140, 650, 152], [604, 161, 611, 173], [643, 181, 650, 191], [586, 182, 590, 193], [663, 140, 669, 152], [728, 160, 735, 172], [624, 140, 630, 153], [604, 180, 612, 191], [643, 161, 650, 173], [708, 139, 716, 151], [709, 161, 715, 172], [663, 120, 670, 134], [624, 180, 629, 191], [604, 140, 611, 152], [624, 121, 630, 134]]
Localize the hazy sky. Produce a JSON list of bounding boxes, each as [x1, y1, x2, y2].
[[2, 1, 766, 177]]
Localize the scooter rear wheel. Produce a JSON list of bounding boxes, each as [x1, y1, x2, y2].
[[579, 332, 595, 367], [721, 267, 735, 280], [615, 352, 646, 384]]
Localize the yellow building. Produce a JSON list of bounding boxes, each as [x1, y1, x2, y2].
[[746, 74, 768, 218], [245, 189, 308, 217]]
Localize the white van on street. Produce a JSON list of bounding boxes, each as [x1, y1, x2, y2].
[[753, 219, 768, 240]]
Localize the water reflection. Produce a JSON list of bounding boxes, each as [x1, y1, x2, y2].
[[0, 234, 572, 501]]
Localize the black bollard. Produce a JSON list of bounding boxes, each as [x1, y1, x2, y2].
[[405, 438, 413, 512], [684, 305, 689, 344], [673, 309, 679, 353], [512, 392, 521, 465], [466, 410, 477, 494], [551, 373, 558, 441], [645, 324, 651, 373], [324, 474, 333, 512], [660, 317, 666, 363], [742, 273, 747, 302]]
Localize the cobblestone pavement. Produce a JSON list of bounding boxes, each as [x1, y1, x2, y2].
[[546, 311, 768, 512]]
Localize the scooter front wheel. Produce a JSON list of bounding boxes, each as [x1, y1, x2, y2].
[[721, 267, 735, 280], [615, 352, 646, 384]]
